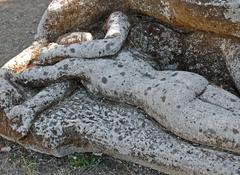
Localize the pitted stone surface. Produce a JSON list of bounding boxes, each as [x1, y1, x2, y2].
[[37, 0, 240, 41], [1, 1, 240, 175], [26, 88, 240, 175], [220, 39, 240, 92], [129, 20, 183, 70], [6, 81, 76, 136], [37, 12, 130, 65], [128, 16, 239, 94], [0, 78, 23, 110], [3, 0, 240, 93], [14, 51, 240, 154]]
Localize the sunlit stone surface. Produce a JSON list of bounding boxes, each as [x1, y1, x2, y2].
[[1, 1, 240, 175]]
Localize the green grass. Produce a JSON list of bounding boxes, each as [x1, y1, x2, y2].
[[68, 154, 102, 170], [8, 154, 38, 175]]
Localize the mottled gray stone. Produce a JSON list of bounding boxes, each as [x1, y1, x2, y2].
[[28, 87, 240, 175], [221, 39, 240, 92], [37, 12, 130, 65], [0, 78, 23, 110], [6, 81, 76, 136], [1, 2, 240, 175], [14, 51, 240, 154], [128, 17, 239, 94]]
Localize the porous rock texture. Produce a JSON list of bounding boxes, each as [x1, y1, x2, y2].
[[14, 50, 240, 155], [37, 0, 240, 40], [128, 15, 240, 94], [128, 0, 240, 38], [9, 0, 240, 94], [1, 1, 240, 175], [37, 11, 130, 65], [1, 87, 240, 175]]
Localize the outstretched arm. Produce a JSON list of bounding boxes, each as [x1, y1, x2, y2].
[[0, 11, 129, 138], [2, 0, 125, 73], [7, 81, 76, 136], [37, 11, 130, 65], [14, 51, 240, 154]]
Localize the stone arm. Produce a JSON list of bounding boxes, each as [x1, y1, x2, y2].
[[14, 51, 240, 154], [37, 12, 130, 65], [2, 1, 127, 73], [0, 67, 77, 138], [0, 66, 77, 138], [0, 11, 130, 138], [7, 82, 76, 136]]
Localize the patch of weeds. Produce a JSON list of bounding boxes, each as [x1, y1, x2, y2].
[[9, 154, 38, 175], [68, 153, 102, 170]]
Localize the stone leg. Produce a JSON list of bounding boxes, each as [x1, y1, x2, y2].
[[14, 51, 240, 154], [30, 88, 240, 175]]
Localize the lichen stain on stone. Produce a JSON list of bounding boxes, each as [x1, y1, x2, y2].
[[1, 1, 240, 175]]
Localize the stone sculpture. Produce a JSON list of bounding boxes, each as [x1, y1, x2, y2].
[[0, 0, 240, 175]]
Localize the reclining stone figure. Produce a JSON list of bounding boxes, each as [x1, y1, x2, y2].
[[0, 1, 240, 175], [3, 0, 240, 92], [33, 0, 240, 92], [2, 10, 240, 154]]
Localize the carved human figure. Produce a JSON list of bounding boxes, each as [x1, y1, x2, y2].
[[0, 1, 240, 157], [4, 0, 240, 92]]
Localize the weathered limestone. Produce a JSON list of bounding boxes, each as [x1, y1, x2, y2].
[[36, 0, 127, 41], [7, 81, 76, 136], [0, 78, 23, 109], [128, 19, 239, 94], [1, 1, 240, 175], [37, 12, 130, 65], [14, 50, 240, 154], [128, 0, 240, 38], [2, 40, 47, 73], [0, 87, 240, 175], [221, 39, 240, 92], [35, 0, 240, 93], [37, 0, 240, 41]]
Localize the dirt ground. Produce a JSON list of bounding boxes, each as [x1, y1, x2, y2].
[[0, 0, 165, 174]]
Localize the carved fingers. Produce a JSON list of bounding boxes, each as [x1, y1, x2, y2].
[[7, 81, 76, 137], [0, 76, 23, 110], [56, 32, 93, 45], [14, 51, 240, 153]]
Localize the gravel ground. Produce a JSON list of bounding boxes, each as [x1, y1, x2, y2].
[[0, 1, 165, 175]]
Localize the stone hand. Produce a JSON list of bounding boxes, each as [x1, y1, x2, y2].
[[14, 50, 240, 154]]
